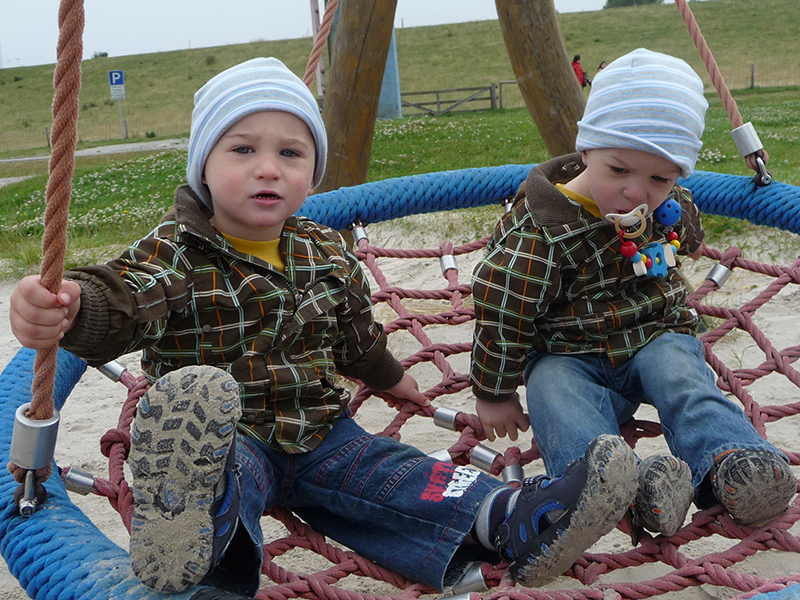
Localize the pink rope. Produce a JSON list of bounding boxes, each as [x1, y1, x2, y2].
[[77, 228, 800, 599], [672, 0, 769, 170], [303, 0, 339, 88]]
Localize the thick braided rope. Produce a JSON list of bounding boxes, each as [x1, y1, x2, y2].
[[86, 170, 800, 599], [303, 0, 339, 88], [672, 0, 769, 171], [7, 0, 83, 487], [673, 0, 742, 129]]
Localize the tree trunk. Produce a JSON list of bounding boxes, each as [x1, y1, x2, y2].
[[495, 0, 585, 157], [318, 0, 399, 193]]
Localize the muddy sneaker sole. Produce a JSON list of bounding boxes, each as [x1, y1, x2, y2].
[[634, 454, 694, 537], [514, 434, 638, 587], [712, 449, 796, 527], [128, 366, 241, 593]]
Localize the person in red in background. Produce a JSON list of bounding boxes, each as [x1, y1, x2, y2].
[[572, 54, 590, 88]]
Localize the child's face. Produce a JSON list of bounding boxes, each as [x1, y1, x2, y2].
[[202, 110, 316, 241], [576, 148, 681, 221]]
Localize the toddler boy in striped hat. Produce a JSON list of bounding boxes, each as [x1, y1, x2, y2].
[[472, 48, 796, 540]]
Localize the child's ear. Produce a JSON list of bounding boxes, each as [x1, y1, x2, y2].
[[580, 150, 590, 165], [307, 183, 315, 196]]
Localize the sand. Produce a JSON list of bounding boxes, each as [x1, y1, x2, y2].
[[0, 216, 798, 600]]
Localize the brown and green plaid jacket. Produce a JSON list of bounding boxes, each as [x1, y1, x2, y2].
[[62, 184, 404, 453], [471, 154, 704, 403]]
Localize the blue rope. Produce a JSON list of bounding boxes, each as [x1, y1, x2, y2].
[[300, 166, 800, 235], [299, 165, 531, 230], [2, 167, 800, 599]]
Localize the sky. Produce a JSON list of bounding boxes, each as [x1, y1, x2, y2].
[[0, 0, 606, 69]]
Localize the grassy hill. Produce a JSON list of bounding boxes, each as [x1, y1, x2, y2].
[[1, 0, 799, 155]]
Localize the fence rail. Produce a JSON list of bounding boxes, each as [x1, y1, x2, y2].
[[2, 62, 799, 154]]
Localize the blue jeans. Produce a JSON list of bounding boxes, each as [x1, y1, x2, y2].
[[523, 333, 783, 505], [209, 413, 504, 594]]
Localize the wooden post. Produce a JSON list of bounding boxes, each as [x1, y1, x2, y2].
[[309, 0, 327, 98], [494, 0, 585, 157], [318, 0, 399, 193]]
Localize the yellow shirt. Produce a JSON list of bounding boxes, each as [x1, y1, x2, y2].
[[221, 233, 285, 272], [556, 183, 602, 219]]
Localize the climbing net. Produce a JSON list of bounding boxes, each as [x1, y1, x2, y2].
[[1, 1, 798, 598], [71, 166, 798, 600]]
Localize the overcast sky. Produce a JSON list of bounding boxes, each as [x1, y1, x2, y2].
[[0, 0, 606, 69]]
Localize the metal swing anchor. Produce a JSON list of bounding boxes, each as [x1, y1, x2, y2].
[[9, 402, 60, 517], [731, 122, 773, 186]]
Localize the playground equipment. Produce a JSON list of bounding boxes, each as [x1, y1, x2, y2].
[[1, 0, 799, 599]]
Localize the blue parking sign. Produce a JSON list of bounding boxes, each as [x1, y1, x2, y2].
[[109, 70, 124, 85]]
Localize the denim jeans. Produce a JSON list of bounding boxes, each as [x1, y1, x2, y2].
[[523, 333, 783, 505], [210, 413, 504, 594]]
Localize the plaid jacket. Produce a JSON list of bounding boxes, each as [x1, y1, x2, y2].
[[63, 185, 403, 453], [471, 154, 704, 402]]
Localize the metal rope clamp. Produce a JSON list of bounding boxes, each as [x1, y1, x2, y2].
[[350, 222, 369, 245], [706, 263, 733, 288], [731, 122, 772, 186], [433, 406, 460, 431], [97, 359, 127, 382], [440, 254, 458, 276], [9, 403, 60, 517]]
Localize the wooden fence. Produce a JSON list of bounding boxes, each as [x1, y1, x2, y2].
[[400, 81, 521, 116]]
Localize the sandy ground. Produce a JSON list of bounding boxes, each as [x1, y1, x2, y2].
[[0, 198, 798, 598]]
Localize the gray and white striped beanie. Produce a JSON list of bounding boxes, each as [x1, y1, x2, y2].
[[187, 57, 327, 210], [575, 48, 708, 178]]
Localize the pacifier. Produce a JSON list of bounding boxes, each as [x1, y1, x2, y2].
[[606, 204, 649, 238]]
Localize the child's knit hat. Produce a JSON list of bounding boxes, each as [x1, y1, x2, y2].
[[575, 48, 708, 178], [187, 57, 327, 210]]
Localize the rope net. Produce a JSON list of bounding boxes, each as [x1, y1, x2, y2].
[[87, 205, 800, 600]]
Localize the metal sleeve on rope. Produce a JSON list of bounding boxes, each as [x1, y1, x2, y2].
[[731, 122, 764, 158], [445, 561, 489, 596], [502, 464, 524, 485], [439, 254, 458, 275], [10, 403, 60, 471], [351, 223, 369, 245], [706, 263, 733, 288], [428, 449, 453, 462], [470, 444, 501, 472], [433, 406, 459, 431], [97, 360, 127, 382], [62, 466, 96, 495], [731, 123, 773, 185]]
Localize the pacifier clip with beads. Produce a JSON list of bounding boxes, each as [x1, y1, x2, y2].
[[614, 198, 682, 277]]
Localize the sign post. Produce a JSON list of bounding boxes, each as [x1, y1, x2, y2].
[[108, 70, 126, 139]]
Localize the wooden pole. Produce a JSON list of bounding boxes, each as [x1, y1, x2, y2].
[[309, 0, 327, 98], [318, 0, 399, 193], [494, 0, 585, 157]]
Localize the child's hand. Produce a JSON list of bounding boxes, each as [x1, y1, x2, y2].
[[383, 373, 431, 409], [10, 276, 81, 349], [476, 394, 530, 442]]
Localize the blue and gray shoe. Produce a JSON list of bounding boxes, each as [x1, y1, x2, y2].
[[712, 448, 796, 527], [128, 366, 242, 593], [634, 454, 694, 537], [494, 434, 638, 587]]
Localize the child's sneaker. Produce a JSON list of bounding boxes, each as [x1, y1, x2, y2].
[[711, 449, 796, 527], [494, 434, 638, 587], [634, 454, 693, 537], [128, 366, 242, 593]]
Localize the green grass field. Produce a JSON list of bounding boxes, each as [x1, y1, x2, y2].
[[1, 0, 799, 277], [2, 0, 800, 154]]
